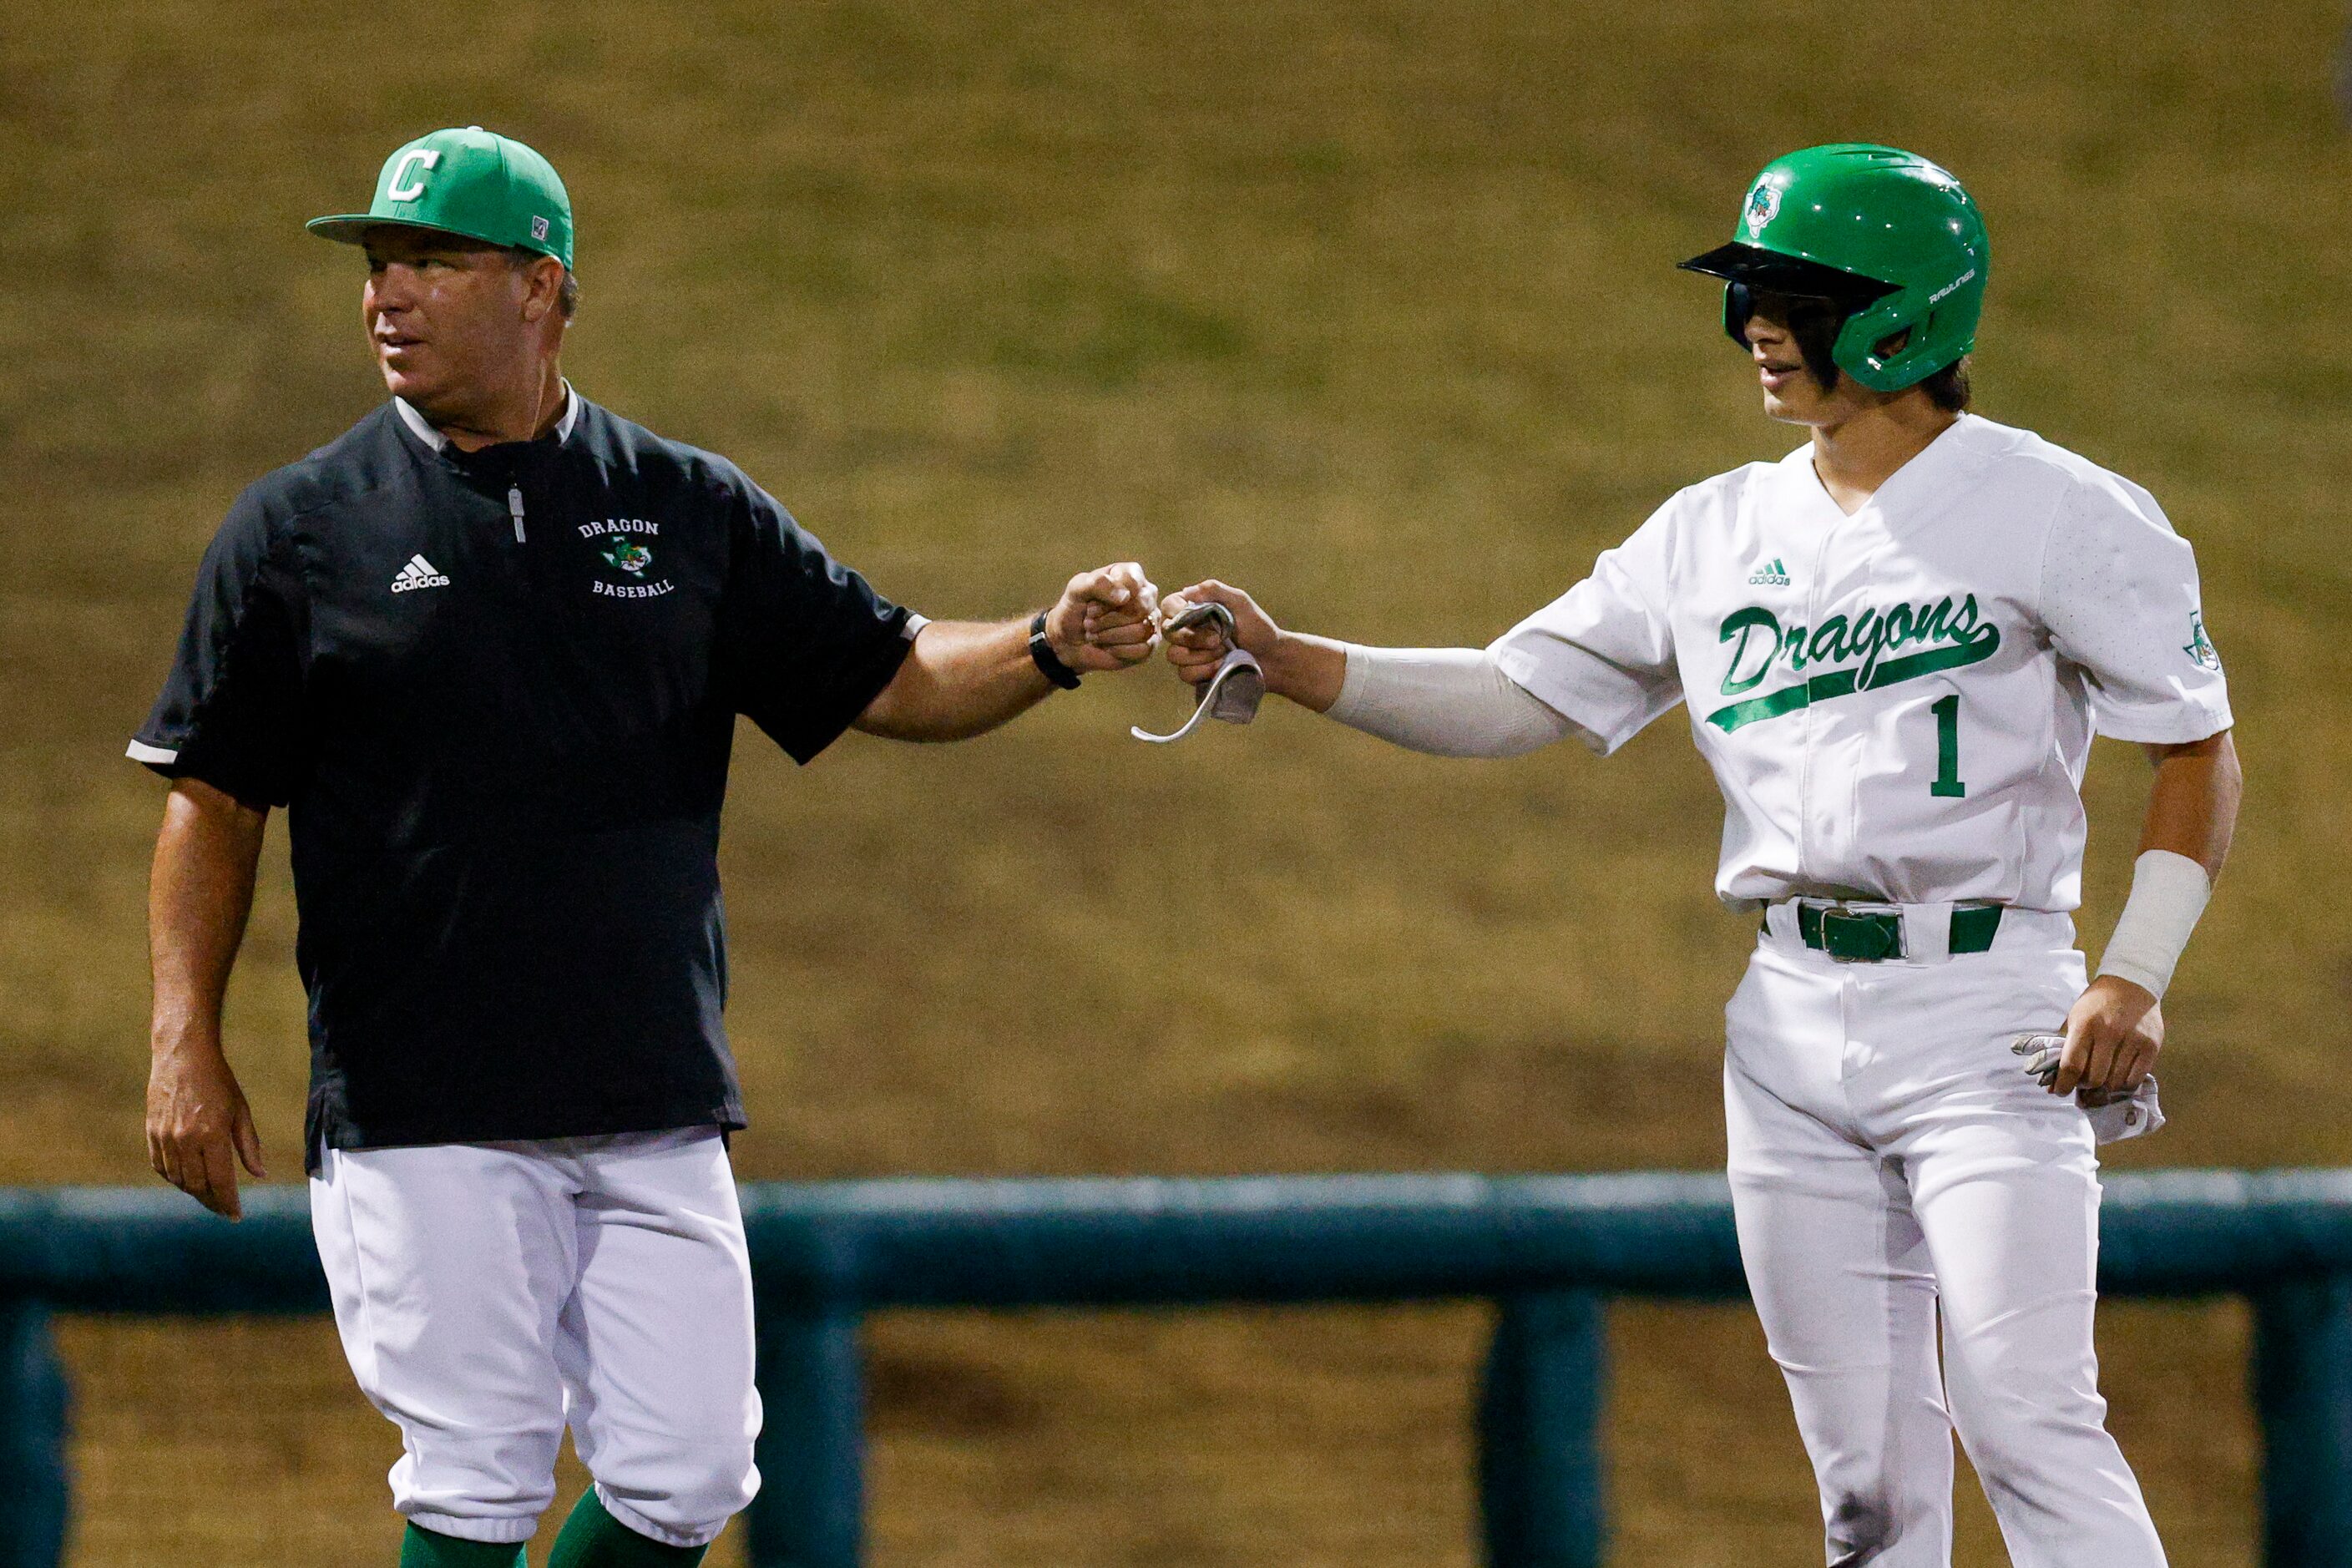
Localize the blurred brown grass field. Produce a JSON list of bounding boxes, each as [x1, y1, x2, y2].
[[4, 0, 2350, 1562]]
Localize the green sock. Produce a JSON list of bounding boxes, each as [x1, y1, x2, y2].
[[400, 1523, 527, 1568], [546, 1489, 710, 1567]]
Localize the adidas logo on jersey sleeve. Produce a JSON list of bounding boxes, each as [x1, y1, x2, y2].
[[390, 554, 450, 594]]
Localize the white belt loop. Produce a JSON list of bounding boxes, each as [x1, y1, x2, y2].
[[1904, 901, 1956, 962]]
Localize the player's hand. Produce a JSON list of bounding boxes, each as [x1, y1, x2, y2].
[[2050, 974, 2162, 1100], [146, 1038, 265, 1220], [1160, 580, 1280, 690], [1047, 562, 1161, 673]]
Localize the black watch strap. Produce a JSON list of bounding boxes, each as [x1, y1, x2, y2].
[[1029, 609, 1081, 689]]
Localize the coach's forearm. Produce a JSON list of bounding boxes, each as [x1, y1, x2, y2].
[[854, 619, 1053, 741], [149, 778, 267, 1056]]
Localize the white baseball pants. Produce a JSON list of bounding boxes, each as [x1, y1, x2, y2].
[[309, 1127, 761, 1549], [1725, 916, 2166, 1567]]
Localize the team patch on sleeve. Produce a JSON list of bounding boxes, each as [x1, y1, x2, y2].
[[2183, 609, 2222, 671]]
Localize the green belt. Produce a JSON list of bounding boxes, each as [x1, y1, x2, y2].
[[1783, 901, 2005, 962]]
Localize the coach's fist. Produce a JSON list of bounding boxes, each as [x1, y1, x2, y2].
[[1047, 562, 1161, 673], [2050, 974, 2163, 1100]]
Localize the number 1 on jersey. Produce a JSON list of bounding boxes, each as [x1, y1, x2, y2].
[[1930, 694, 1966, 798]]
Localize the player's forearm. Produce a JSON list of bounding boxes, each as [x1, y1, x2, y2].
[[149, 779, 267, 1056], [2137, 730, 2241, 879], [855, 618, 1051, 741], [2092, 730, 2242, 1000], [1262, 631, 1349, 712], [1322, 645, 1576, 756]]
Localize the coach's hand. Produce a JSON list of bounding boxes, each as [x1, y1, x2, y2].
[[1048, 562, 1161, 673], [2049, 974, 2162, 1100], [147, 1039, 265, 1220]]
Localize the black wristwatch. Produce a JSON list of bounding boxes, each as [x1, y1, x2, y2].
[[1029, 609, 1081, 689]]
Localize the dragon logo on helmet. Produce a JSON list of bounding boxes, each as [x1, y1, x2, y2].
[[1743, 183, 1783, 235]]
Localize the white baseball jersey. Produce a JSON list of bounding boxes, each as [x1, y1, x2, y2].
[[1490, 413, 2232, 912]]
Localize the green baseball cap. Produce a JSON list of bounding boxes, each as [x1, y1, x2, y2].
[[307, 126, 574, 270]]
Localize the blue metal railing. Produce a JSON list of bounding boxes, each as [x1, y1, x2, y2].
[[3, 1170, 2351, 1566]]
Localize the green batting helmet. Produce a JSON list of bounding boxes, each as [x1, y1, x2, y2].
[[1680, 144, 1987, 392]]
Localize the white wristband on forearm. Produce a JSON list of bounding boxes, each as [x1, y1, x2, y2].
[[1328, 645, 1574, 758], [2095, 849, 2213, 999]]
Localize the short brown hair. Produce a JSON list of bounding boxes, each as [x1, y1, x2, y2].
[[1920, 356, 1971, 412]]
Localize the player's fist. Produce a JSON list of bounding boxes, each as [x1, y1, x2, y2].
[[1046, 562, 1161, 673], [1160, 581, 1280, 689], [2050, 974, 2163, 1099]]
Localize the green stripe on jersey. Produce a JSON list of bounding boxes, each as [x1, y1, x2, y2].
[[1706, 635, 2000, 733]]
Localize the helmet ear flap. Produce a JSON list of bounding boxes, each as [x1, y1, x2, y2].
[[1722, 281, 1754, 346], [1834, 293, 1929, 391]]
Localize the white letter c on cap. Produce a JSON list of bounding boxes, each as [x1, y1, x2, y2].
[[387, 149, 442, 203]]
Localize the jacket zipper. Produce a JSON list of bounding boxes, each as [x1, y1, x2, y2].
[[508, 485, 527, 542]]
